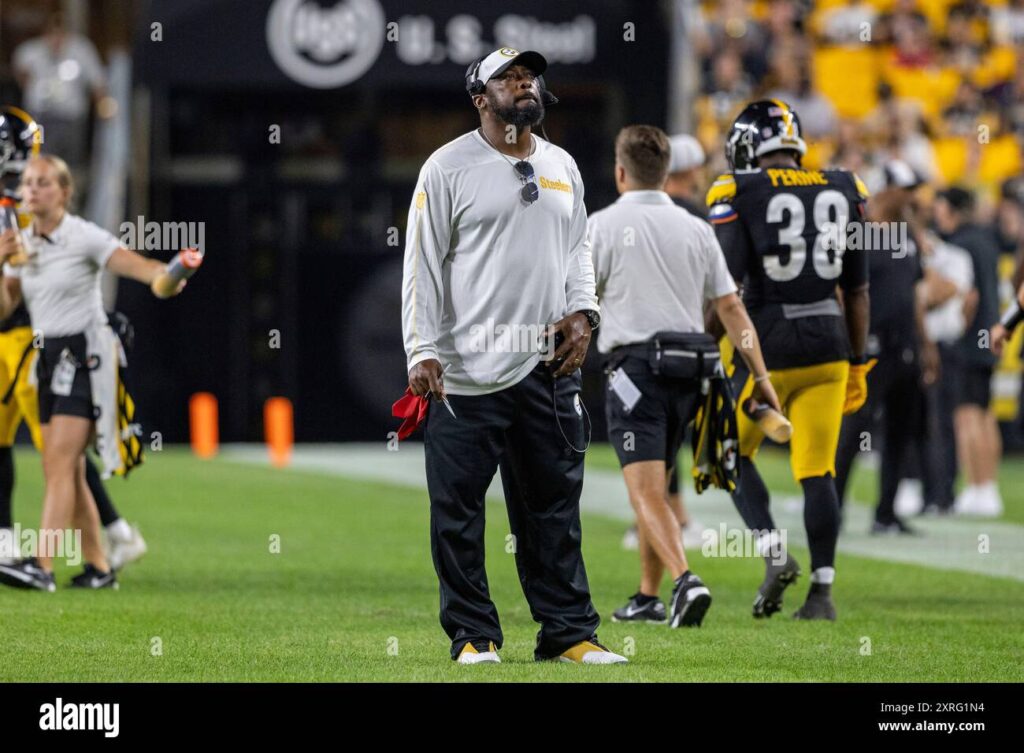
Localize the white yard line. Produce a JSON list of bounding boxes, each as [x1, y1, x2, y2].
[[223, 444, 1024, 583]]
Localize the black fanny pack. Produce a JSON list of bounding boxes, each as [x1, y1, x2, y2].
[[649, 331, 721, 379]]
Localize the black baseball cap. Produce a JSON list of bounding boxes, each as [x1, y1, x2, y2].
[[936, 186, 975, 213], [1001, 177, 1024, 204]]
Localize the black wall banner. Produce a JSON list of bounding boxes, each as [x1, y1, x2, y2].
[[136, 0, 668, 92]]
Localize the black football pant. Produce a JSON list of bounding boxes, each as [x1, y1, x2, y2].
[[921, 345, 959, 510], [872, 345, 959, 511], [835, 351, 924, 523], [424, 363, 600, 660]]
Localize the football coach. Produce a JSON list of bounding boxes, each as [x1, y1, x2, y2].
[[401, 48, 626, 666]]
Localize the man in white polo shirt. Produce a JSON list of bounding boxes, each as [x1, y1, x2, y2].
[[401, 48, 625, 665], [621, 133, 710, 557], [590, 125, 779, 629]]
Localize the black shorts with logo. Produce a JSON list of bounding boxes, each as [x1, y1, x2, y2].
[[605, 354, 702, 469], [36, 333, 96, 423]]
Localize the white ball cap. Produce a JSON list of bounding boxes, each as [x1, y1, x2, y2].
[[864, 158, 923, 194], [882, 159, 923, 189], [475, 47, 547, 85], [668, 134, 706, 174]]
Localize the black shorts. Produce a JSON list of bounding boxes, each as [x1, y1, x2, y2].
[[605, 355, 701, 468], [957, 363, 993, 409], [36, 333, 96, 424]]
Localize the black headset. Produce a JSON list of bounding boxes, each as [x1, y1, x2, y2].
[[464, 57, 559, 106]]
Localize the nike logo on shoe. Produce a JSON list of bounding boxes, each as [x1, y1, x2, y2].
[[623, 603, 650, 617]]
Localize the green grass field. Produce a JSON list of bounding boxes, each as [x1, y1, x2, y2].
[[1, 446, 1022, 682]]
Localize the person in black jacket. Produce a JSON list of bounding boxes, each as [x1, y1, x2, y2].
[[834, 161, 938, 534]]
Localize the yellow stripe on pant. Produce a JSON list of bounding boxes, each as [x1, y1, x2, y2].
[[735, 360, 850, 482], [0, 326, 42, 450]]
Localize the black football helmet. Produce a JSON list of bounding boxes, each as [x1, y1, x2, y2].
[[724, 99, 807, 171], [0, 106, 42, 178]]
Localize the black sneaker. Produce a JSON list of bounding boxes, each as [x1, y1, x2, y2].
[[69, 564, 118, 590], [612, 593, 667, 623], [792, 582, 836, 621], [669, 571, 712, 627], [0, 558, 56, 592], [870, 517, 919, 535], [753, 553, 801, 618]]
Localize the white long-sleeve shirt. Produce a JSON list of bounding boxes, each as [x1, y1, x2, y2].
[[924, 237, 974, 344], [402, 130, 598, 395]]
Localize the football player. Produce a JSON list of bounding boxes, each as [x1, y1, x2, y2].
[[707, 100, 871, 621], [0, 106, 145, 571]]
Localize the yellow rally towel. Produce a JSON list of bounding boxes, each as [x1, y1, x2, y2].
[[86, 325, 143, 479], [691, 368, 739, 494]]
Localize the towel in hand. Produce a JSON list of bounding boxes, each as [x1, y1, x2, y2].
[[391, 388, 429, 440]]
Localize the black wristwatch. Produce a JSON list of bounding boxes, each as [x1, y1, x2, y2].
[[849, 354, 869, 366], [578, 309, 600, 331]]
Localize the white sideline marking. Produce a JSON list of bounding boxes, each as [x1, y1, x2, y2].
[[222, 444, 1024, 583]]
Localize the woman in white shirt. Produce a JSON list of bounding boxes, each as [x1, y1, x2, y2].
[[0, 155, 184, 591]]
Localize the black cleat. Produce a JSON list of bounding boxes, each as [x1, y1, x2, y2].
[[792, 583, 836, 621], [870, 517, 920, 535], [753, 554, 801, 618], [612, 593, 667, 624], [0, 558, 56, 592], [69, 564, 118, 590], [669, 572, 712, 627]]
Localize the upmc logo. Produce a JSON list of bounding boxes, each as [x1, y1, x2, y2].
[[266, 0, 386, 89]]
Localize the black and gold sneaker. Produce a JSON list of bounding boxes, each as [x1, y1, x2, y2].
[[554, 637, 628, 664], [456, 640, 500, 664]]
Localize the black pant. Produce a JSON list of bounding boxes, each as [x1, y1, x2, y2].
[[921, 345, 959, 509], [424, 364, 599, 660], [891, 345, 960, 509], [835, 349, 924, 523]]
